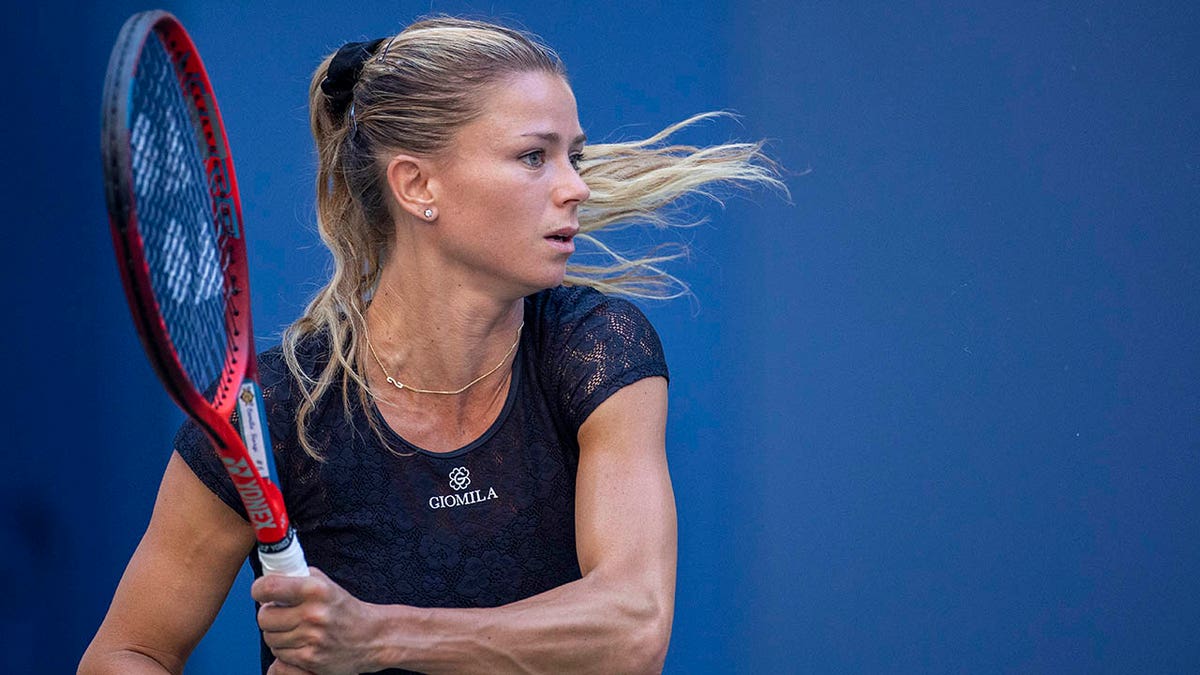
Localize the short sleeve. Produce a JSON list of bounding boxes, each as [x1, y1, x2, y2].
[[174, 419, 250, 521], [537, 288, 669, 434]]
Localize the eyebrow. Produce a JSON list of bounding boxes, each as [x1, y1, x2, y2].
[[521, 131, 588, 146]]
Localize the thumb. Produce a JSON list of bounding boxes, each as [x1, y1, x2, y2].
[[251, 568, 314, 605]]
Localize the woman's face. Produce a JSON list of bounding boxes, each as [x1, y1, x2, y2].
[[425, 70, 590, 298]]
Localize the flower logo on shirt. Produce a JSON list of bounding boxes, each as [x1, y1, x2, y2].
[[449, 467, 471, 491]]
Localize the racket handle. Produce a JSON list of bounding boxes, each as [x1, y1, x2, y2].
[[258, 536, 310, 577]]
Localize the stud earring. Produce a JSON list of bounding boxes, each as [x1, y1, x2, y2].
[[423, 208, 434, 219]]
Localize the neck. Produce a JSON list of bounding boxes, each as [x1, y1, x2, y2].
[[364, 260, 525, 396]]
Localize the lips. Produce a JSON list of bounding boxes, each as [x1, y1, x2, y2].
[[546, 226, 578, 241], [545, 227, 577, 253]]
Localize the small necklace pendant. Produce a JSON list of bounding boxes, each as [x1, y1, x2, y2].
[[367, 321, 523, 396]]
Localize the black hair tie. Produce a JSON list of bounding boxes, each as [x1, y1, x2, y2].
[[320, 38, 386, 118]]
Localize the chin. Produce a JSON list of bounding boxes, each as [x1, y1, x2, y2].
[[523, 267, 568, 295], [490, 269, 566, 301]]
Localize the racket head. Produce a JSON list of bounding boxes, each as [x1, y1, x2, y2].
[[100, 13, 304, 563], [102, 10, 255, 422]]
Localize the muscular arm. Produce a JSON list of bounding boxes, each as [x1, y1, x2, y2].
[[79, 452, 256, 674], [256, 376, 677, 675]]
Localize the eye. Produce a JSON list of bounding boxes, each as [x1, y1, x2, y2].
[[520, 150, 546, 168], [569, 152, 584, 172]]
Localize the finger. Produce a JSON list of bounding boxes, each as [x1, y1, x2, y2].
[[253, 567, 326, 606], [252, 573, 308, 606], [257, 602, 303, 633], [262, 629, 310, 653], [267, 658, 317, 675]]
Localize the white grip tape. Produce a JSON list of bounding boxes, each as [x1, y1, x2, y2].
[[258, 538, 310, 577]]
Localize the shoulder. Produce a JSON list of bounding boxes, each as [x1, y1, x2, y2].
[[525, 285, 669, 433], [525, 284, 656, 339], [257, 330, 332, 387], [525, 284, 604, 322], [250, 326, 331, 410]]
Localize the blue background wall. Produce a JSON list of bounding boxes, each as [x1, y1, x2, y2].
[[3, 1, 1197, 673]]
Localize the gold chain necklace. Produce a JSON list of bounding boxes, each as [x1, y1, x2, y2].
[[365, 323, 523, 395]]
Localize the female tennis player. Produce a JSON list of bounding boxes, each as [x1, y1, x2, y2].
[[81, 17, 779, 675]]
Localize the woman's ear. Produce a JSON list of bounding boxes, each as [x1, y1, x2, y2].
[[385, 154, 437, 221]]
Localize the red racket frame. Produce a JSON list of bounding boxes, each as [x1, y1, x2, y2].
[[102, 11, 295, 551]]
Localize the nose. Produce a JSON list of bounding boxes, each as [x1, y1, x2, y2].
[[556, 161, 590, 207]]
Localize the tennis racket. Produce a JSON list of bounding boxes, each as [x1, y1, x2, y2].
[[101, 10, 307, 577]]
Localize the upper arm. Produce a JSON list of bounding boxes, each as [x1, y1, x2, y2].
[[79, 452, 255, 674], [574, 376, 676, 605]]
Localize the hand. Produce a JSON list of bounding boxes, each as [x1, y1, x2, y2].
[[252, 567, 380, 675]]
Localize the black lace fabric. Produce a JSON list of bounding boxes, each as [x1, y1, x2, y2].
[[174, 285, 668, 674]]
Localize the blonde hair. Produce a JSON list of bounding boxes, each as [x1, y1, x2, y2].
[[285, 16, 784, 458]]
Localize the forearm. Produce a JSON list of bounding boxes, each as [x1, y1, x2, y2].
[[254, 384, 677, 675], [369, 570, 672, 674]]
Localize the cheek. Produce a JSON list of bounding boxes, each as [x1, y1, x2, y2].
[[467, 181, 542, 232], [438, 181, 488, 225], [437, 162, 549, 242], [449, 168, 513, 213]]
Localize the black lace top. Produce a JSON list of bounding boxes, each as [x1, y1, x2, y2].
[[174, 285, 669, 674]]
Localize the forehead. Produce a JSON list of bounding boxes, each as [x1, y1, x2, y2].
[[458, 71, 582, 144]]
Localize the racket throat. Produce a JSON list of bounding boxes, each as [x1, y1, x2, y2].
[[234, 379, 276, 481]]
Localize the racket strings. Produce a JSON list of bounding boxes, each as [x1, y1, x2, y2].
[[130, 32, 234, 400]]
